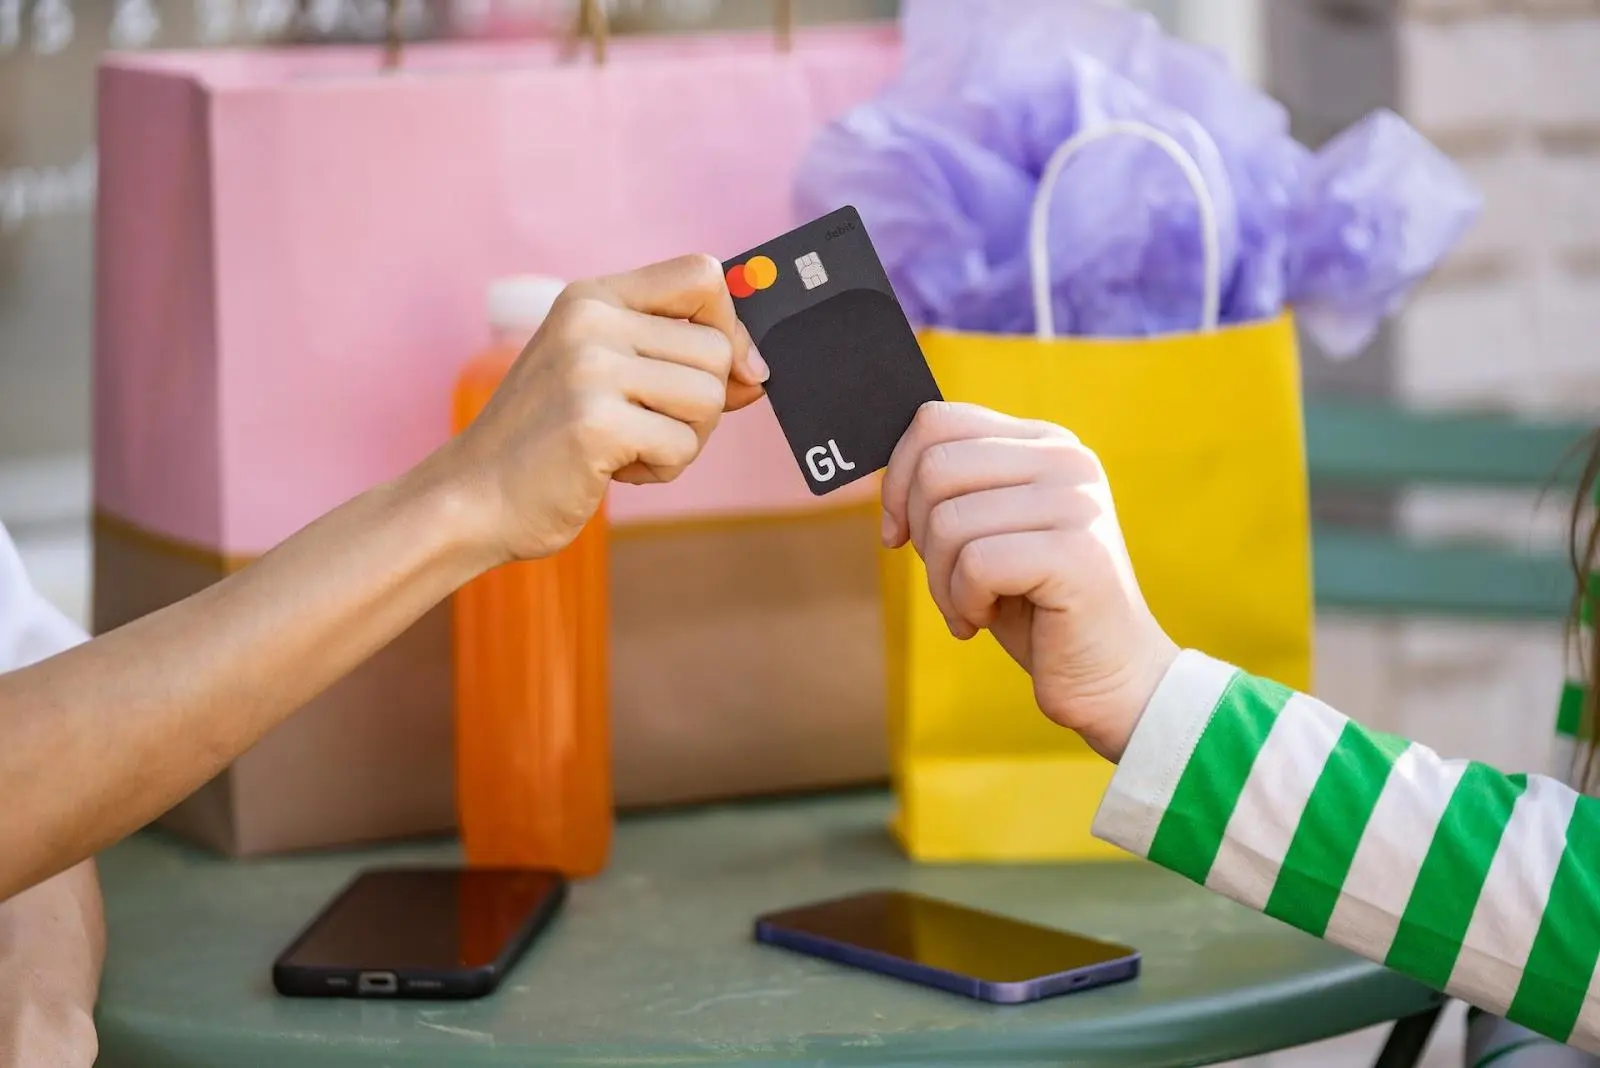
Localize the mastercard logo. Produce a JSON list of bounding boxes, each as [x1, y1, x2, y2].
[[726, 255, 777, 299]]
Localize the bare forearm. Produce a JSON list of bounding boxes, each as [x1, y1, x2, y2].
[[0, 457, 496, 898], [0, 860, 103, 1067], [0, 256, 759, 901]]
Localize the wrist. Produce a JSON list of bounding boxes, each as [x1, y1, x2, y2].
[[391, 447, 509, 583], [1077, 629, 1181, 764]]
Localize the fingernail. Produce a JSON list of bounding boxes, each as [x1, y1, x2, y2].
[[880, 509, 897, 546], [746, 345, 770, 383]]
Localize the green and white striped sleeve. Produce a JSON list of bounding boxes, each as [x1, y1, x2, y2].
[[1092, 650, 1600, 1053]]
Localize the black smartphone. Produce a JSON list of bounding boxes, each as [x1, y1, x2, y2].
[[272, 867, 566, 999], [755, 890, 1139, 1004]]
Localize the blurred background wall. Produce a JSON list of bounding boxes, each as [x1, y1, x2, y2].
[[1269, 0, 1600, 784]]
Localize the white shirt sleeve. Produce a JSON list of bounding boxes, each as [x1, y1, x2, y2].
[[0, 521, 87, 671]]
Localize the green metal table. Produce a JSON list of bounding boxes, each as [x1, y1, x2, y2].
[[94, 793, 1442, 1067]]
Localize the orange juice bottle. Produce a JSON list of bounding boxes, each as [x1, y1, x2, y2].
[[452, 276, 612, 877]]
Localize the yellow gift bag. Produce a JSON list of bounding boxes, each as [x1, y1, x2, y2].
[[883, 122, 1314, 862]]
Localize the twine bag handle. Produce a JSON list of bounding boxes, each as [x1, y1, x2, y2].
[[296, 0, 798, 68], [571, 0, 796, 64]]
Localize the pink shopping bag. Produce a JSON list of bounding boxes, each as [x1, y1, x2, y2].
[[95, 24, 897, 553], [93, 19, 902, 855]]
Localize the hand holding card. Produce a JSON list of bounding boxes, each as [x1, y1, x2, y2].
[[450, 254, 772, 562], [724, 207, 944, 495]]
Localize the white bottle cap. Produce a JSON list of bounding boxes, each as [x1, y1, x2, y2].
[[487, 275, 567, 335]]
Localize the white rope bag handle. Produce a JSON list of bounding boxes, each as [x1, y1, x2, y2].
[[1028, 120, 1224, 341]]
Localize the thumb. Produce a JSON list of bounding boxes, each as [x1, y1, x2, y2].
[[729, 323, 770, 390], [723, 379, 767, 413]]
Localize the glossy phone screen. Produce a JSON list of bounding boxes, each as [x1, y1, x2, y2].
[[759, 890, 1134, 984], [279, 868, 563, 970]]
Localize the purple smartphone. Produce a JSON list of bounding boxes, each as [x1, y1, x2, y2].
[[754, 890, 1140, 1005]]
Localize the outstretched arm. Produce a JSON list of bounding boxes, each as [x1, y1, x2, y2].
[[882, 401, 1600, 1053], [0, 254, 766, 904]]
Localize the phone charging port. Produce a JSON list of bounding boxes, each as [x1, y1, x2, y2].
[[358, 972, 398, 995]]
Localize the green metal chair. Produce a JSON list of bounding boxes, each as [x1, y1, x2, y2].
[[1307, 400, 1592, 621]]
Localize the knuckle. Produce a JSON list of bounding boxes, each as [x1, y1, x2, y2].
[[565, 343, 621, 392], [911, 400, 955, 436], [1030, 475, 1094, 531], [1047, 485, 1087, 528], [672, 440, 702, 470], [1072, 442, 1108, 481], [688, 368, 727, 415], [552, 295, 614, 340], [550, 279, 592, 308], [1040, 435, 1103, 479], [926, 496, 963, 548], [1030, 418, 1081, 446], [953, 539, 989, 587], [557, 277, 594, 298], [916, 441, 959, 493], [706, 329, 736, 376], [663, 425, 702, 472], [682, 252, 726, 290], [570, 392, 619, 450]]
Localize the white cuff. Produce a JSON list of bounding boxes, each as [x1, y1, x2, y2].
[[1091, 649, 1241, 858]]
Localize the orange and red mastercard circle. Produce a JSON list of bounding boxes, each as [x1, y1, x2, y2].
[[726, 255, 778, 299]]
